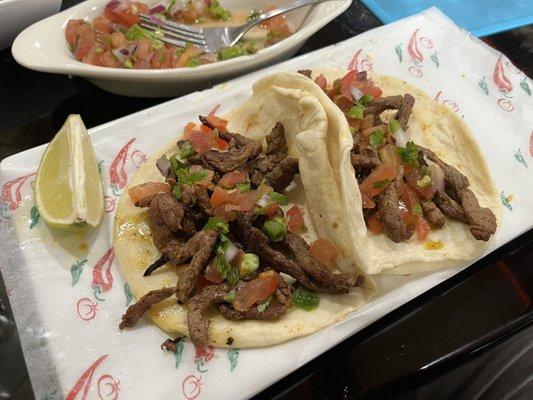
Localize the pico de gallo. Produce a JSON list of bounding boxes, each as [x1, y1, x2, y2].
[[119, 113, 363, 346], [65, 0, 293, 69], [298, 68, 497, 244]]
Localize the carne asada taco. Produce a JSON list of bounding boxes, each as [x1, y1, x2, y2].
[[260, 69, 500, 275], [114, 81, 376, 348]]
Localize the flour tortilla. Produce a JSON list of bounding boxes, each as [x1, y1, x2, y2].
[[246, 69, 501, 276], [114, 75, 377, 348]]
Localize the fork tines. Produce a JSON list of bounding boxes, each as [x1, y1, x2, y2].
[[139, 14, 207, 50]]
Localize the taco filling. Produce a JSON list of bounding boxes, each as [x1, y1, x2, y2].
[[298, 69, 498, 244], [119, 116, 364, 345]]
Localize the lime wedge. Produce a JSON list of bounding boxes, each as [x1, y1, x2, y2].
[[35, 114, 104, 229]]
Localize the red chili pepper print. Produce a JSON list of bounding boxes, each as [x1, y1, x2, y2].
[[505, 59, 521, 74], [92, 247, 115, 293], [529, 130, 533, 157], [182, 375, 202, 400], [97, 374, 120, 400], [408, 66, 423, 78], [194, 344, 215, 363], [1, 172, 36, 211], [66, 354, 109, 400], [207, 104, 221, 116], [419, 36, 434, 49], [407, 29, 423, 63], [76, 297, 98, 321], [348, 48, 362, 71], [109, 138, 136, 192], [130, 149, 147, 169], [493, 55, 513, 93]]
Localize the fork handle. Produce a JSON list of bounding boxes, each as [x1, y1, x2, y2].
[[235, 0, 337, 43]]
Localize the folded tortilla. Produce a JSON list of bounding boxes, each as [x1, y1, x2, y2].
[[114, 75, 377, 348], [247, 69, 501, 275]]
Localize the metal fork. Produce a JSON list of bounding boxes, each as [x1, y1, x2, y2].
[[139, 0, 337, 53]]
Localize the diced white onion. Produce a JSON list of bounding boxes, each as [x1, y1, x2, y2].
[[224, 242, 239, 263], [349, 86, 364, 101], [394, 127, 409, 147], [256, 194, 270, 207], [112, 48, 129, 64], [424, 156, 445, 193]]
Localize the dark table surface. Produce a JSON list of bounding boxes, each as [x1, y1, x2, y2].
[[1, 1, 532, 399]]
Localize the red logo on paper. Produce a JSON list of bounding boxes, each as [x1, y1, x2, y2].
[[76, 297, 98, 321], [493, 55, 513, 93], [348, 48, 372, 73], [109, 138, 136, 194], [434, 91, 459, 113], [66, 355, 119, 400], [407, 29, 424, 63], [0, 172, 36, 211], [182, 375, 202, 400], [104, 196, 117, 213], [130, 149, 147, 169], [529, 130, 533, 158]]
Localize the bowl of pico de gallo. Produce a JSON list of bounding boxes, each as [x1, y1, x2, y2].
[[12, 0, 353, 97]]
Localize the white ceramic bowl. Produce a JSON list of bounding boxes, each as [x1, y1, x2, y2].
[[0, 0, 61, 50], [12, 0, 352, 97]]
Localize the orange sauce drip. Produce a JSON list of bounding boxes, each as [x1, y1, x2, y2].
[[425, 240, 444, 250]]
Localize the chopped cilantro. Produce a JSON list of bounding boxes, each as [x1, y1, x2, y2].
[[125, 24, 164, 49], [359, 94, 374, 105], [396, 141, 419, 166], [218, 45, 247, 61], [223, 290, 236, 303], [292, 287, 319, 311], [204, 217, 229, 234], [178, 140, 195, 159], [413, 202, 423, 215], [209, 0, 231, 21], [257, 296, 272, 313], [372, 179, 391, 189], [369, 129, 386, 148], [172, 185, 181, 200], [388, 119, 401, 134], [187, 170, 208, 183], [215, 244, 239, 285], [416, 175, 432, 187], [347, 104, 364, 119], [269, 191, 288, 205], [236, 182, 251, 192]]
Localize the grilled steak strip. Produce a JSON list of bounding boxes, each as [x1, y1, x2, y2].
[[284, 233, 361, 293], [420, 200, 446, 227], [417, 146, 496, 240], [119, 287, 176, 329], [380, 185, 413, 242], [297, 69, 312, 78], [265, 157, 299, 192], [363, 95, 404, 116], [180, 184, 214, 217], [176, 230, 219, 303], [187, 283, 230, 346], [143, 254, 170, 276], [457, 188, 497, 241], [351, 134, 381, 183], [218, 301, 288, 320], [202, 143, 262, 173], [433, 191, 468, 223], [395, 94, 415, 130], [232, 214, 321, 292], [266, 122, 287, 155]]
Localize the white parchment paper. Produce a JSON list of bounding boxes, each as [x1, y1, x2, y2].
[[1, 8, 532, 400]]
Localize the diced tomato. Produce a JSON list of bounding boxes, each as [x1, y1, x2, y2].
[[186, 130, 215, 155], [206, 115, 228, 132], [366, 212, 384, 234], [133, 38, 153, 59], [339, 70, 358, 101], [160, 47, 176, 68], [361, 124, 387, 141], [415, 216, 430, 241], [92, 16, 113, 34], [309, 239, 338, 270], [357, 83, 382, 99], [175, 45, 202, 68], [401, 184, 420, 214], [128, 181, 170, 203], [315, 74, 327, 91], [210, 186, 228, 208], [347, 117, 361, 131], [204, 261, 224, 283], [98, 50, 121, 67], [361, 192, 376, 209], [151, 48, 167, 69], [195, 274, 212, 294], [262, 6, 292, 41], [263, 202, 280, 219], [82, 45, 101, 65], [359, 165, 397, 198], [232, 190, 259, 212], [404, 165, 436, 200], [74, 29, 95, 60], [65, 19, 87, 48], [287, 205, 305, 233], [219, 171, 248, 189], [104, 1, 149, 28], [179, 5, 200, 23], [215, 137, 229, 150], [111, 31, 128, 48], [233, 270, 281, 312]]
